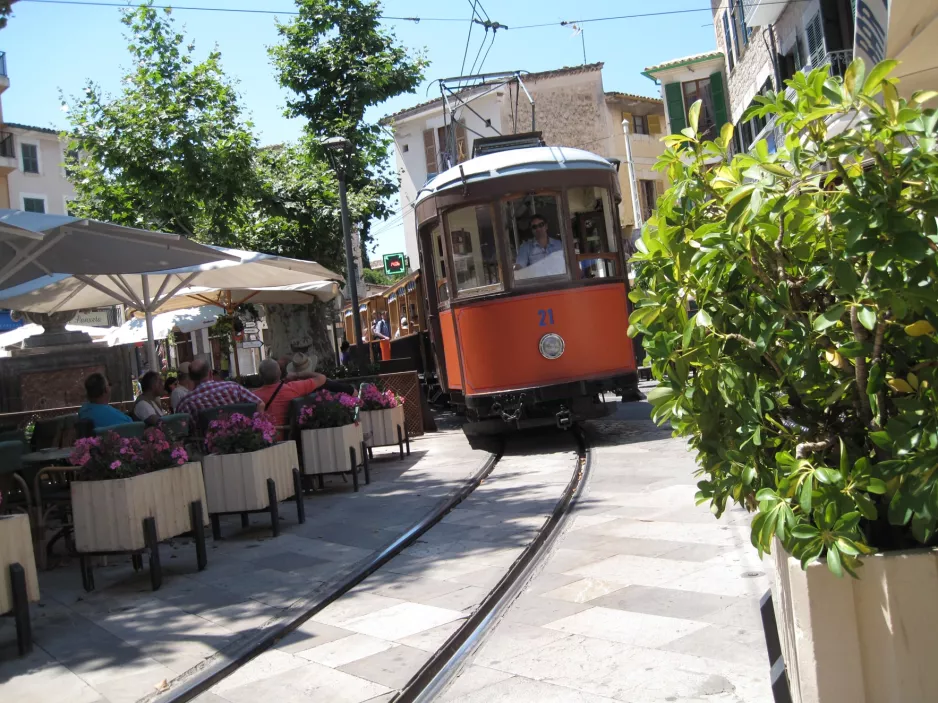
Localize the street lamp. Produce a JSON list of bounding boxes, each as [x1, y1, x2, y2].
[[323, 135, 366, 367]]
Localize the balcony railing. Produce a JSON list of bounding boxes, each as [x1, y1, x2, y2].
[[0, 131, 14, 159], [820, 49, 853, 78], [0, 51, 7, 78]]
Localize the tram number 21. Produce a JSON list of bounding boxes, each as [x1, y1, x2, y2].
[[538, 309, 555, 326]]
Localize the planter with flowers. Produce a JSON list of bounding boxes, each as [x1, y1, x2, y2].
[[1, 490, 39, 654], [201, 412, 303, 538], [69, 427, 208, 591], [633, 62, 938, 702], [359, 383, 408, 457], [297, 390, 367, 491]]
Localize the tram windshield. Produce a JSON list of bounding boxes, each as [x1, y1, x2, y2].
[[568, 186, 618, 279], [445, 204, 503, 296], [504, 193, 567, 285]]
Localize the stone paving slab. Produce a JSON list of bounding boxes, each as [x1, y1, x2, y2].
[[0, 430, 488, 703], [441, 404, 774, 703]]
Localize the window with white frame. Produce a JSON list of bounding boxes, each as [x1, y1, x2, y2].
[[21, 142, 39, 174]]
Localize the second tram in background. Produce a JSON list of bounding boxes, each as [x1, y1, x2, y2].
[[346, 137, 641, 433]]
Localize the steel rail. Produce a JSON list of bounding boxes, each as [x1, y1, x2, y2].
[[392, 427, 592, 702], [147, 444, 505, 703]]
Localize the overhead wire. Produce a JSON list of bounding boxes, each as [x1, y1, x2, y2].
[[20, 0, 813, 27], [458, 1, 478, 79]]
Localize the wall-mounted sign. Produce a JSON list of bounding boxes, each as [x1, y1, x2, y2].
[[383, 252, 406, 275], [855, 0, 890, 70], [73, 309, 113, 328]]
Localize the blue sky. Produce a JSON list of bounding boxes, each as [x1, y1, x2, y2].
[[2, 0, 718, 257]]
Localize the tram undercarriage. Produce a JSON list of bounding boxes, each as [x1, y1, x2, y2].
[[458, 372, 642, 435]]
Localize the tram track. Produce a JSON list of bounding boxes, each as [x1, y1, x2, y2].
[[149, 428, 589, 703]]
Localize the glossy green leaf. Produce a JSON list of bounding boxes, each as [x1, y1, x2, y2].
[[857, 306, 877, 331], [813, 304, 845, 331]]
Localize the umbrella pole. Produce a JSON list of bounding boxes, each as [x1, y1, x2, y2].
[[227, 295, 242, 379], [142, 275, 157, 371]]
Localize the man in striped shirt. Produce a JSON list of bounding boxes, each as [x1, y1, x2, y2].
[[176, 358, 264, 421]]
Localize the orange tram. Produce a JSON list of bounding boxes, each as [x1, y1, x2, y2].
[[345, 143, 641, 433]]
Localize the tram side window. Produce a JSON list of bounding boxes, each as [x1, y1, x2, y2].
[[567, 186, 618, 279], [503, 194, 568, 285], [445, 204, 502, 296], [428, 223, 450, 305]]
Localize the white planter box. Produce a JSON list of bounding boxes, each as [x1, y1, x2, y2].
[[772, 541, 938, 703], [0, 514, 39, 614], [360, 406, 405, 447], [72, 462, 208, 553], [300, 423, 363, 475], [202, 441, 298, 513]]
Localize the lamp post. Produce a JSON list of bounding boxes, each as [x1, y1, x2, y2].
[[621, 118, 644, 242], [323, 135, 366, 367]]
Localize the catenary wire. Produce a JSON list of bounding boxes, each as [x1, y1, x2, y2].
[[20, 0, 816, 27]]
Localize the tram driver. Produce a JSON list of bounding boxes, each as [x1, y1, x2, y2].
[[514, 215, 565, 278]]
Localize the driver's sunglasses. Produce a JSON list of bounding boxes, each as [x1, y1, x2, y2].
[[532, 222, 547, 230]]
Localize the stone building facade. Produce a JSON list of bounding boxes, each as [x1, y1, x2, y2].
[[381, 63, 667, 263]]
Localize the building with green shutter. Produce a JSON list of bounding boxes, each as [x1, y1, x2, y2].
[[641, 51, 729, 143], [645, 2, 938, 155]]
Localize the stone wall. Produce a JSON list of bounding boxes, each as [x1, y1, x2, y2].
[[503, 70, 610, 156], [713, 0, 818, 124]]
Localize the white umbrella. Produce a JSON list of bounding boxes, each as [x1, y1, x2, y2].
[[0, 246, 343, 367], [106, 306, 224, 347], [0, 209, 237, 289]]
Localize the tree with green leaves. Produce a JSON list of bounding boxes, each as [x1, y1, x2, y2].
[[631, 61, 938, 577], [64, 4, 257, 242], [269, 0, 427, 254], [0, 1, 17, 30]]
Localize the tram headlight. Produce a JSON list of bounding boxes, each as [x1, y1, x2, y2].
[[538, 333, 565, 360]]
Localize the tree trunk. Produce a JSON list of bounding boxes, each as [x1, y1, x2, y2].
[[263, 302, 334, 369]]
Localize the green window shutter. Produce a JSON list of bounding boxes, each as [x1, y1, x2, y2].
[[710, 71, 728, 131], [664, 82, 686, 134]]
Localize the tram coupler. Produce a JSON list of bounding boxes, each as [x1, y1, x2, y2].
[[556, 407, 572, 429]]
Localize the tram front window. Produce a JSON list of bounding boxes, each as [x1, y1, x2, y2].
[[568, 186, 618, 279], [445, 204, 502, 296], [503, 194, 568, 284]]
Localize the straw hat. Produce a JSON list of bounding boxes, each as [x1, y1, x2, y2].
[[177, 361, 191, 376], [288, 351, 318, 374]]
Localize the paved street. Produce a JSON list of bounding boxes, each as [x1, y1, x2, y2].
[[0, 430, 490, 703], [438, 402, 774, 703], [1, 402, 775, 703], [196, 433, 580, 702]]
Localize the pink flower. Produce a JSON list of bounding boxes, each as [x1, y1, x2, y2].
[[110, 460, 121, 470]]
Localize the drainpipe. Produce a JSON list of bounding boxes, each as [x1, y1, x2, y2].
[[621, 118, 644, 243]]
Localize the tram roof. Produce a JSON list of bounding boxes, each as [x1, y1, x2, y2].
[[414, 146, 615, 206]]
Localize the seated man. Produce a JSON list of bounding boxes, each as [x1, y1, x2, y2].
[[78, 373, 133, 428], [253, 358, 326, 428], [176, 358, 265, 421], [514, 216, 563, 270], [133, 370, 166, 425]]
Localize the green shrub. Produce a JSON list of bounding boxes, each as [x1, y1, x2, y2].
[[630, 60, 938, 577]]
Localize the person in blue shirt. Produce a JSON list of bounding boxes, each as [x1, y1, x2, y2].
[[78, 373, 133, 429], [514, 215, 564, 269]]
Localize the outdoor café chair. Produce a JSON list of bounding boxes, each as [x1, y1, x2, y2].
[[94, 422, 146, 439], [159, 413, 191, 442], [30, 416, 64, 451]]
